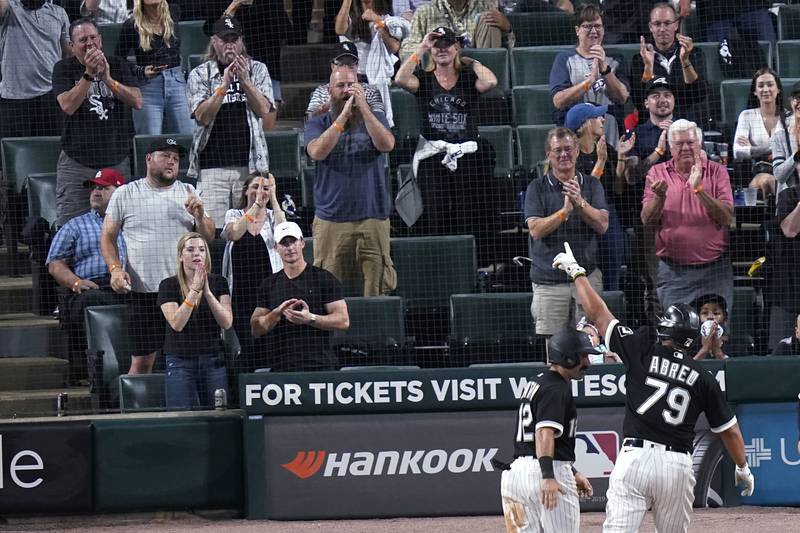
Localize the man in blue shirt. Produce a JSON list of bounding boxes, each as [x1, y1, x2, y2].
[[46, 168, 126, 384], [304, 68, 397, 297]]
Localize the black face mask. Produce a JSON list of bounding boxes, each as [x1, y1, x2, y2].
[[21, 0, 45, 9]]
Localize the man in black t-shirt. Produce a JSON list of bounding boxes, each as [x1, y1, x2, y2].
[[500, 326, 597, 533], [52, 17, 142, 227], [552, 242, 755, 533], [250, 222, 349, 372]]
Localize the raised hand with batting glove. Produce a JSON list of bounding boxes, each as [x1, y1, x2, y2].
[[552, 242, 586, 281]]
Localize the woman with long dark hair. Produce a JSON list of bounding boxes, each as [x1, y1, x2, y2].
[[158, 232, 232, 410]]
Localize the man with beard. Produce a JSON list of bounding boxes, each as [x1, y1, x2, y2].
[[187, 16, 275, 228], [304, 68, 397, 297], [630, 3, 706, 123], [101, 139, 215, 375], [52, 17, 142, 227]]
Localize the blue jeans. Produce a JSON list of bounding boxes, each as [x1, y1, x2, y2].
[[165, 354, 228, 410], [133, 66, 194, 135], [705, 9, 776, 43]]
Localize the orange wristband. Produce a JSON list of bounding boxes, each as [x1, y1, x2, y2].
[[557, 210, 567, 221], [214, 86, 227, 97], [654, 147, 665, 157], [581, 80, 591, 92], [642, 71, 653, 82], [244, 213, 255, 223], [110, 80, 120, 92], [375, 20, 386, 29], [591, 167, 604, 178], [410, 53, 421, 64], [693, 185, 704, 194], [332, 121, 345, 133], [184, 299, 195, 309]]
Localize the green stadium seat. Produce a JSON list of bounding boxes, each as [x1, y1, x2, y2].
[[448, 293, 543, 364], [478, 125, 514, 178], [777, 40, 800, 78], [461, 48, 510, 94], [300, 165, 315, 209], [188, 53, 206, 72], [99, 23, 123, 57], [264, 130, 302, 179], [727, 286, 756, 357], [118, 374, 167, 413], [178, 20, 209, 71], [679, 15, 706, 42], [511, 46, 571, 86], [332, 296, 411, 366], [85, 304, 132, 408], [132, 134, 192, 177], [26, 173, 57, 228], [390, 235, 478, 312], [513, 85, 555, 126], [778, 5, 800, 41], [390, 87, 420, 143], [603, 43, 640, 74], [696, 41, 773, 94], [517, 124, 554, 171], [302, 236, 314, 263], [720, 78, 800, 128], [1, 136, 62, 194], [508, 12, 577, 46]]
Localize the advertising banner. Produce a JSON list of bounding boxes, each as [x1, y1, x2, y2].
[[736, 402, 800, 506], [245, 407, 625, 519], [0, 421, 92, 513]]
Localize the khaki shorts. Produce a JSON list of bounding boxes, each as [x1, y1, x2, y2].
[[531, 269, 603, 336]]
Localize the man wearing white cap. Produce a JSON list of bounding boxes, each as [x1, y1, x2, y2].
[[250, 222, 350, 372]]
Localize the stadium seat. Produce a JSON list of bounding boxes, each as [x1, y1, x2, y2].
[[99, 23, 123, 57], [1, 136, 62, 194], [720, 78, 800, 129], [777, 41, 800, 78], [696, 41, 773, 95], [302, 236, 314, 263], [300, 165, 315, 209], [603, 44, 640, 74], [778, 5, 800, 41], [85, 304, 132, 409], [178, 20, 209, 71], [118, 374, 166, 413], [132, 134, 192, 177], [511, 46, 571, 87], [448, 293, 543, 364], [188, 54, 206, 72], [513, 85, 555, 126], [461, 48, 510, 94], [264, 130, 302, 179], [478, 125, 514, 178], [332, 296, 411, 367], [508, 12, 577, 46], [390, 87, 421, 143], [517, 124, 555, 171], [727, 286, 756, 357], [26, 173, 57, 229]]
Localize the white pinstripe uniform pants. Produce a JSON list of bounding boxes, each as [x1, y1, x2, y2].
[[603, 443, 695, 533], [500, 456, 579, 533]]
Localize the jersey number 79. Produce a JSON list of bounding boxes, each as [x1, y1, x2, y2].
[[635, 376, 691, 426]]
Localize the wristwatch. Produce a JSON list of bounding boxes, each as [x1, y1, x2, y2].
[[309, 313, 317, 325], [82, 72, 93, 82], [600, 64, 612, 76]]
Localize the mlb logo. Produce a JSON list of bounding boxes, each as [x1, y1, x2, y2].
[[575, 431, 619, 477]]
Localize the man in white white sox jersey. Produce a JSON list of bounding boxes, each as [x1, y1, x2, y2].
[[553, 242, 755, 533], [500, 326, 597, 533]]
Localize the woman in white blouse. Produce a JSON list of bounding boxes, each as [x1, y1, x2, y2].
[[221, 172, 285, 372], [734, 67, 786, 197]]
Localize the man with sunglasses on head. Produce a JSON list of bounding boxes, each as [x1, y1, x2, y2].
[[630, 2, 705, 124], [306, 41, 385, 120], [46, 169, 127, 385]]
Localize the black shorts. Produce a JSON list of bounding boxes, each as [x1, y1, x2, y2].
[[128, 292, 165, 357]]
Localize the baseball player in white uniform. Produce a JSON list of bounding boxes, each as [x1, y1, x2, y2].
[[553, 243, 755, 533], [500, 326, 597, 533]]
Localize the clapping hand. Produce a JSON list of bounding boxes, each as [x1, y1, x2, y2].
[[677, 34, 694, 62], [639, 35, 655, 71], [688, 152, 704, 189], [650, 177, 668, 199], [562, 177, 584, 208], [596, 134, 608, 163], [284, 299, 313, 325], [190, 263, 206, 293], [617, 132, 636, 157]]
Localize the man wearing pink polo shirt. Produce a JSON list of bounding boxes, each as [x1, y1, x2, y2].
[[641, 119, 734, 314]]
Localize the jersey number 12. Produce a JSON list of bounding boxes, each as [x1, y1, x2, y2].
[[635, 377, 690, 425]]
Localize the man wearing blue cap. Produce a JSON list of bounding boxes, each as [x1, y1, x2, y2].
[[523, 125, 608, 359]]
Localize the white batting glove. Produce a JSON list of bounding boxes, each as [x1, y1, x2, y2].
[[552, 242, 586, 281], [735, 463, 754, 497]]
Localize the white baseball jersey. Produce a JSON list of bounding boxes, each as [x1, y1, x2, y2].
[[601, 320, 737, 533]]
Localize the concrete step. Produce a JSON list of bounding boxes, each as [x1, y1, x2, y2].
[[0, 313, 65, 358], [0, 356, 67, 391], [0, 387, 91, 418], [280, 43, 337, 83], [0, 275, 33, 314], [279, 81, 318, 121], [0, 244, 32, 277]]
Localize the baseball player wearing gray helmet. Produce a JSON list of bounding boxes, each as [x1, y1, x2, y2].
[[500, 326, 598, 533], [553, 242, 754, 533]]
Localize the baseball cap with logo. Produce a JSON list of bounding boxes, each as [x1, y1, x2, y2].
[[331, 41, 359, 63], [148, 137, 187, 157], [85, 168, 126, 188], [431, 26, 458, 47], [565, 102, 608, 132], [213, 16, 243, 38], [274, 221, 304, 244], [646, 77, 675, 97]]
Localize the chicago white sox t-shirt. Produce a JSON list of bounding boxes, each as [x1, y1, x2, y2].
[[52, 55, 137, 168], [415, 66, 479, 143], [198, 66, 250, 169]]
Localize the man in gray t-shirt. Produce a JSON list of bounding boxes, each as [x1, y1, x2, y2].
[[100, 139, 215, 375], [0, 0, 70, 140]]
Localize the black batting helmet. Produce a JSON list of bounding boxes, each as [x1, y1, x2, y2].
[[656, 303, 701, 349], [549, 326, 601, 368]]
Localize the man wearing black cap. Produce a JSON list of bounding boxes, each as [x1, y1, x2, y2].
[[47, 168, 127, 384], [53, 17, 143, 227], [187, 15, 275, 228], [101, 138, 215, 375], [305, 41, 385, 120]]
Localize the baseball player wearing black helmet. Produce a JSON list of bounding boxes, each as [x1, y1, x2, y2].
[[553, 242, 754, 533], [500, 326, 598, 533]]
